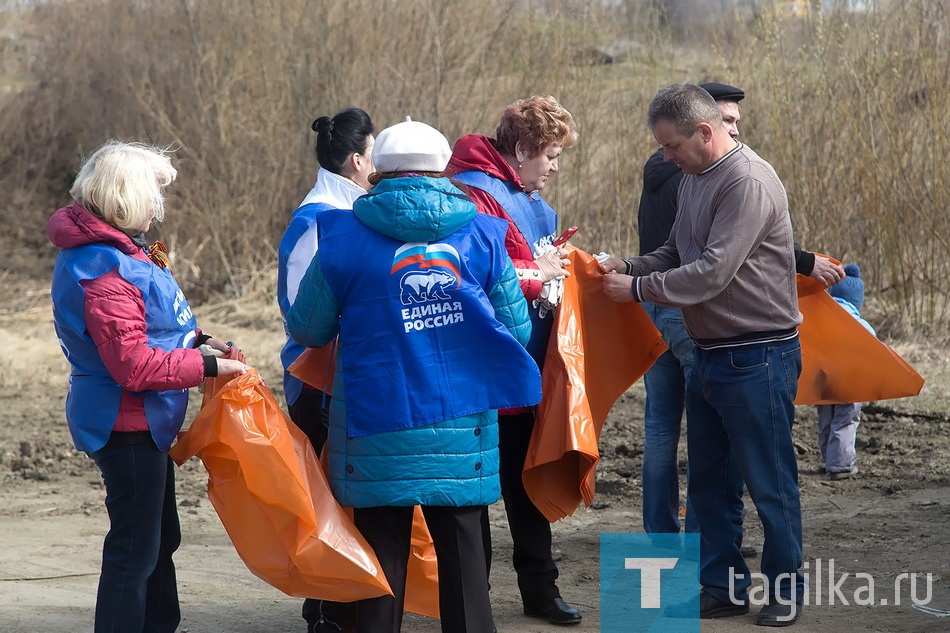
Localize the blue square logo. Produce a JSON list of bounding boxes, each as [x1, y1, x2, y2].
[[600, 533, 700, 633]]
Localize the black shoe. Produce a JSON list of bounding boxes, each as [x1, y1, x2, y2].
[[666, 591, 749, 619], [755, 600, 802, 626], [524, 597, 582, 625], [741, 544, 759, 558]]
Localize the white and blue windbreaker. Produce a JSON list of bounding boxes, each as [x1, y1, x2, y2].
[[277, 168, 367, 406]]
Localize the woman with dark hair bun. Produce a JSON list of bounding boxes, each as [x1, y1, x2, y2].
[[312, 108, 374, 176], [277, 107, 374, 633]]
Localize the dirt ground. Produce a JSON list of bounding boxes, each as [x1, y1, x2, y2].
[[3, 279, 950, 633]]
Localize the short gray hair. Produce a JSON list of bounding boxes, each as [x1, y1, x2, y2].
[[647, 82, 722, 137], [69, 140, 177, 233]]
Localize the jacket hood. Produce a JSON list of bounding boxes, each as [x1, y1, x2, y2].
[[642, 147, 682, 194], [446, 134, 523, 189], [353, 176, 477, 243], [47, 203, 139, 254]]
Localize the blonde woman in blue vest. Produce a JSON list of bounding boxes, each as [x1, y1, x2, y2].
[[286, 118, 541, 633], [48, 141, 248, 632]]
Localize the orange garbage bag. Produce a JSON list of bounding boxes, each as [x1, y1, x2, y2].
[[286, 344, 442, 616], [523, 247, 668, 522], [405, 506, 440, 619], [288, 343, 336, 395], [169, 369, 393, 601], [795, 274, 924, 404]]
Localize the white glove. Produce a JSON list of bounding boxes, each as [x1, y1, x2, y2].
[[534, 248, 569, 282], [537, 277, 563, 319], [593, 251, 613, 265], [533, 243, 568, 318]]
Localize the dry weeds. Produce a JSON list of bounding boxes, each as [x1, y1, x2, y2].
[[0, 0, 946, 333]]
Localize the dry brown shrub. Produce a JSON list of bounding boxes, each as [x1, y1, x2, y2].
[[1, 0, 948, 334]]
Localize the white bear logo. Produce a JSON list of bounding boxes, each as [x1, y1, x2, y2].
[[400, 270, 457, 305]]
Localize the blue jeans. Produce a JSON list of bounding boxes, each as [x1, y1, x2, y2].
[[685, 339, 804, 604], [641, 303, 698, 538], [91, 435, 181, 633]]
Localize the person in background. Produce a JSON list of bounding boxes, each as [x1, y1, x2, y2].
[[286, 117, 542, 633], [603, 82, 806, 626], [48, 140, 249, 633], [636, 81, 845, 557], [447, 95, 582, 626], [277, 107, 375, 633], [819, 263, 873, 480]]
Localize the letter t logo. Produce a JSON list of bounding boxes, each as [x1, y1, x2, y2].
[[624, 558, 679, 608]]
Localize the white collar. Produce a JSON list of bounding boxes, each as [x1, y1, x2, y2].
[[298, 168, 366, 210]]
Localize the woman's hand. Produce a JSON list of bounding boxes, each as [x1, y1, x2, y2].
[[216, 358, 249, 378], [204, 337, 244, 362], [535, 249, 571, 282], [205, 337, 235, 355]]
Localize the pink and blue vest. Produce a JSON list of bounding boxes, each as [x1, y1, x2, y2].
[[51, 244, 197, 453]]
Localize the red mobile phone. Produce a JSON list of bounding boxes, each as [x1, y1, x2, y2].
[[552, 226, 578, 247]]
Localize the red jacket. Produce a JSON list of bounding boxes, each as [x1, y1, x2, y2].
[[447, 134, 545, 302], [48, 204, 206, 434]]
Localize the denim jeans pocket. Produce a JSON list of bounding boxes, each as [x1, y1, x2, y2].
[[781, 344, 803, 395], [728, 346, 768, 370], [658, 314, 683, 328]]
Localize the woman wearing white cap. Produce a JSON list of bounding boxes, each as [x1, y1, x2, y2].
[[286, 117, 542, 633]]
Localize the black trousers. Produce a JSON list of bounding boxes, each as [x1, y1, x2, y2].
[[354, 505, 494, 633], [288, 387, 331, 459], [289, 389, 357, 632], [91, 433, 180, 633], [490, 411, 560, 606]]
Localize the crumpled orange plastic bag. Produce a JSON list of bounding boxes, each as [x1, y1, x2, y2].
[[284, 343, 442, 617], [523, 247, 668, 522], [169, 369, 393, 601], [405, 507, 440, 619], [288, 343, 336, 395], [796, 274, 924, 404]]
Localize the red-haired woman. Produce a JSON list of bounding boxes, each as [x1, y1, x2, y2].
[[447, 95, 582, 626]]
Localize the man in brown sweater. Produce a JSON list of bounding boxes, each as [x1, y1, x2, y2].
[[603, 81, 805, 627]]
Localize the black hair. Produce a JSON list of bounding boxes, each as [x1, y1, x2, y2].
[[311, 108, 375, 175]]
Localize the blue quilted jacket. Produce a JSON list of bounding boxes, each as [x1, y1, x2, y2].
[[286, 176, 536, 508]]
